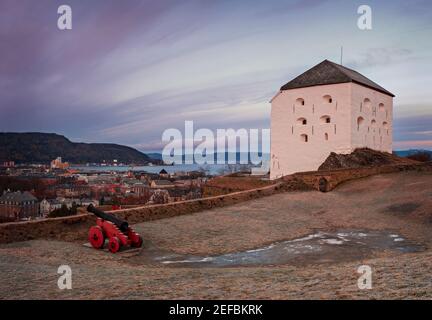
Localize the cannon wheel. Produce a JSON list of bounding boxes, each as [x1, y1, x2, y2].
[[108, 237, 121, 253], [89, 226, 105, 249], [131, 234, 143, 248]]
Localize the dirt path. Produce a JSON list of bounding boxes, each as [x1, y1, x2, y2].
[[133, 171, 432, 255], [1, 171, 431, 299]]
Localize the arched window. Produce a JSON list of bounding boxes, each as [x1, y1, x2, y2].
[[371, 119, 377, 132], [383, 121, 389, 135], [300, 134, 308, 142], [363, 98, 371, 112], [324, 133, 329, 141], [379, 103, 385, 112], [357, 116, 365, 131], [323, 95, 332, 103], [295, 98, 305, 107], [320, 115, 331, 124], [297, 117, 307, 125]]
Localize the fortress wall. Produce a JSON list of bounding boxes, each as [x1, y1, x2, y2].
[[0, 162, 430, 244], [271, 83, 352, 179], [293, 163, 432, 192], [0, 182, 288, 244], [351, 83, 393, 153]]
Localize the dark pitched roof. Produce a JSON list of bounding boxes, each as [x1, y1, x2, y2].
[[0, 191, 38, 203], [159, 169, 168, 174], [280, 60, 395, 97]]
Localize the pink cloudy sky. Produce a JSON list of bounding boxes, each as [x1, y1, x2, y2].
[[0, 0, 431, 151]]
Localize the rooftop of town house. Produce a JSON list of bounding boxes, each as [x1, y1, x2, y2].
[[122, 178, 143, 184], [131, 182, 149, 186], [280, 59, 395, 97], [0, 191, 38, 203], [151, 180, 174, 186]]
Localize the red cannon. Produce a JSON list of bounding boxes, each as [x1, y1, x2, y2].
[[87, 204, 143, 253]]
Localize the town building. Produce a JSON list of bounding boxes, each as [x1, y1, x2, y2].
[[58, 198, 80, 209], [39, 199, 62, 217], [148, 189, 170, 204], [270, 60, 394, 179], [0, 191, 39, 221], [159, 169, 169, 178], [150, 180, 175, 189], [51, 157, 69, 169], [54, 184, 91, 198], [129, 182, 150, 196], [2, 161, 15, 168]]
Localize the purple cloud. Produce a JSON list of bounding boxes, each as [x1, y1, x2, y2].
[[1, 0, 432, 151]]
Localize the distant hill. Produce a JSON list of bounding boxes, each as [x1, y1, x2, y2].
[[146, 153, 163, 161], [0, 132, 157, 165], [394, 149, 432, 158]]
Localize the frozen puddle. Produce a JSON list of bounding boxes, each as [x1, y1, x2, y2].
[[136, 230, 425, 267]]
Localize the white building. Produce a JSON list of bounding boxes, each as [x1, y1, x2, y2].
[[39, 199, 62, 217], [50, 157, 69, 169], [270, 60, 394, 179]]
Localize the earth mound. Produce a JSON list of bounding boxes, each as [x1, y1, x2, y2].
[[318, 148, 418, 171]]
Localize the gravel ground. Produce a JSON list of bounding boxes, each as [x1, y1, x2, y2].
[[1, 171, 432, 299]]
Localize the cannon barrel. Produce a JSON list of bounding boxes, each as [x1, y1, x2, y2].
[[87, 204, 129, 232]]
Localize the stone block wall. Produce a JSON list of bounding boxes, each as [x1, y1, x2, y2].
[[0, 162, 430, 244]]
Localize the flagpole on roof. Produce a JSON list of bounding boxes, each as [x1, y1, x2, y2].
[[340, 46, 343, 65]]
